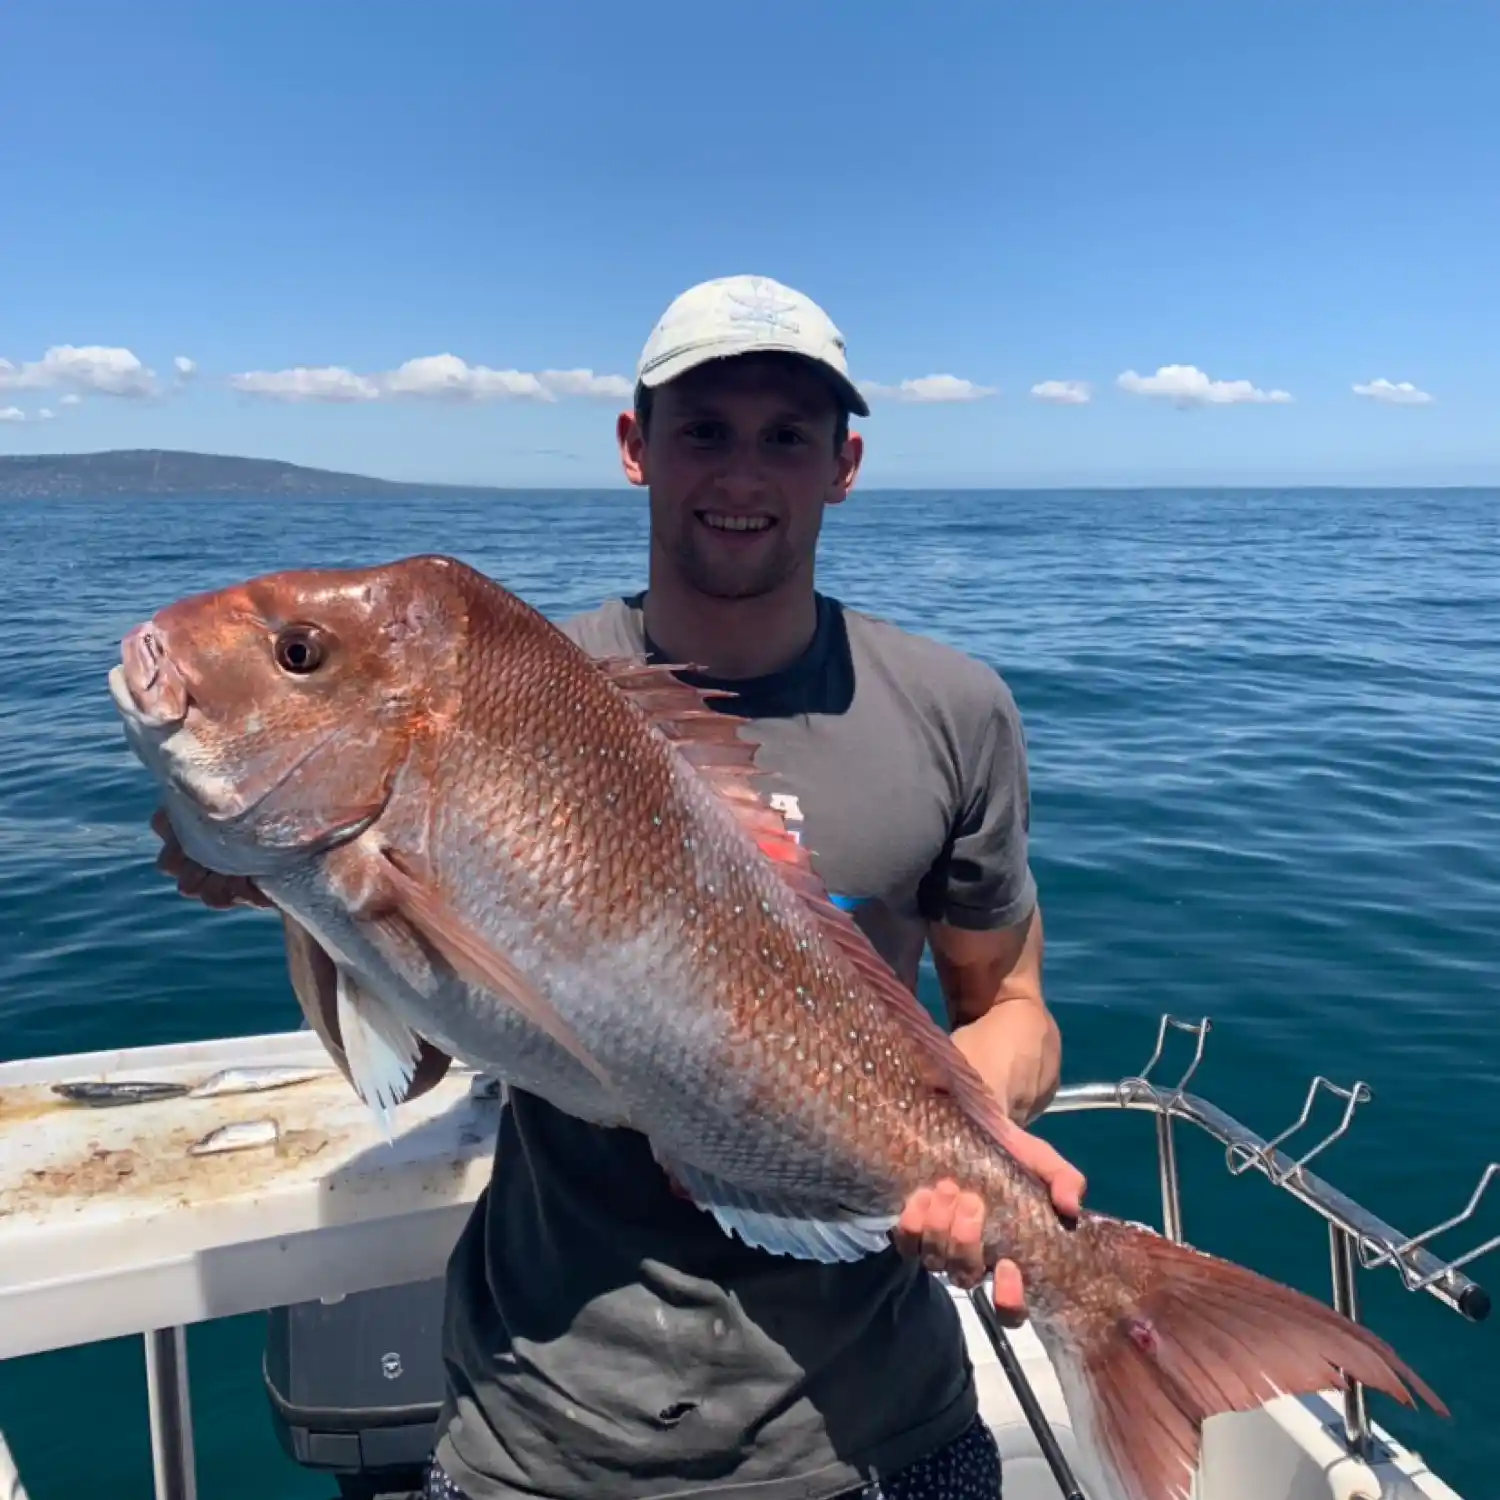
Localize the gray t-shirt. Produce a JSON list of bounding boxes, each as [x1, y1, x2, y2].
[[435, 591, 1037, 1500]]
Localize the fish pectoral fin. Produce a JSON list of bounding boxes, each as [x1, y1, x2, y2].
[[655, 1155, 896, 1264], [280, 911, 453, 1106], [280, 912, 353, 1080], [377, 847, 613, 1092], [335, 967, 420, 1142]]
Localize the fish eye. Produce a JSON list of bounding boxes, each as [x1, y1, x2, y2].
[[273, 624, 328, 675]]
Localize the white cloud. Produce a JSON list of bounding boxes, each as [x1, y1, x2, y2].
[[535, 367, 634, 400], [0, 345, 157, 398], [382, 354, 543, 400], [228, 354, 634, 405], [860, 374, 997, 404], [36, 408, 55, 421], [59, 393, 82, 406], [1030, 379, 1092, 405], [1117, 363, 1293, 406], [0, 406, 24, 423], [1353, 378, 1433, 406], [174, 355, 197, 377], [229, 366, 382, 403]]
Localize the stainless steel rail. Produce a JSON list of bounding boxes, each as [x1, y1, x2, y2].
[[1040, 1014, 1497, 1456]]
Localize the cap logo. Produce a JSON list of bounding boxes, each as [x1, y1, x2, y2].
[[725, 279, 802, 337]]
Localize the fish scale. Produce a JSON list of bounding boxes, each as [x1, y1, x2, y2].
[[420, 606, 970, 1204], [109, 552, 1451, 1500]]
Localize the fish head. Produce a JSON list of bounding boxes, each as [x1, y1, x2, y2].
[[109, 555, 468, 876]]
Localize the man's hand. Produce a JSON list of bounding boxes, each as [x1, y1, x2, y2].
[[150, 806, 272, 911], [893, 1124, 1086, 1323]]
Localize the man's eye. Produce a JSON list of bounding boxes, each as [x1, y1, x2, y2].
[[683, 422, 725, 444], [770, 427, 808, 446]]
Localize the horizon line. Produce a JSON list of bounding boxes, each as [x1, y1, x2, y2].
[[2, 446, 1497, 495]]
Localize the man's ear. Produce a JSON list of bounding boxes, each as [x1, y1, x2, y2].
[[618, 410, 648, 487], [826, 429, 864, 507]]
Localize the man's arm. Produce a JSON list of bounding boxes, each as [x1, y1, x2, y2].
[[898, 903, 1083, 1310], [893, 666, 1083, 1309], [928, 904, 1060, 1126]]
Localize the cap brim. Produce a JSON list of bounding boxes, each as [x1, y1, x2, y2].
[[638, 340, 870, 419]]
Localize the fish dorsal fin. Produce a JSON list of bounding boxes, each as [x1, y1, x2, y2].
[[595, 654, 1020, 1153]]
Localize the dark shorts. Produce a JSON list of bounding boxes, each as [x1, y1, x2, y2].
[[422, 1416, 1002, 1500]]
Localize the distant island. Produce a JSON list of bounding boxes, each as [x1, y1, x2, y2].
[[0, 448, 516, 500]]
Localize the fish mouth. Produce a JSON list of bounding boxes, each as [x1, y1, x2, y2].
[[111, 620, 190, 730]]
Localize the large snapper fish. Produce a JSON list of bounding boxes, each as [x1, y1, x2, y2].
[[108, 553, 1446, 1500]]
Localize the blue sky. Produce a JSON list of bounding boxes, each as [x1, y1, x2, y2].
[[1, 0, 1497, 489]]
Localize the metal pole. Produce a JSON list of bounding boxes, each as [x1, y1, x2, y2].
[[1156, 1111, 1185, 1242], [1327, 1226, 1371, 1456], [968, 1289, 1087, 1500], [143, 1326, 198, 1500]]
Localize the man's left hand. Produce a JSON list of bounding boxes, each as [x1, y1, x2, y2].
[[892, 1121, 1086, 1324]]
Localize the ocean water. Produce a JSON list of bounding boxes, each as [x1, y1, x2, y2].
[[0, 487, 1496, 1499]]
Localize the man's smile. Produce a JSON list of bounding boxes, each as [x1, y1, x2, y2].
[[696, 511, 776, 534]]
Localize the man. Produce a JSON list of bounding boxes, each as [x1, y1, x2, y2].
[[154, 273, 1085, 1500]]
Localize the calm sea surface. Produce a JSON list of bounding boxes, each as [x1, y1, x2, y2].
[[1, 488, 1496, 1499]]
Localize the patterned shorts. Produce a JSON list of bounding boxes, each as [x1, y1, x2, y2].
[[422, 1417, 1002, 1499]]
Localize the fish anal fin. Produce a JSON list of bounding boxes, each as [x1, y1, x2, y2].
[[656, 1154, 896, 1264], [376, 846, 613, 1092]]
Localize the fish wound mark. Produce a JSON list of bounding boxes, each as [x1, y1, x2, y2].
[[1123, 1315, 1160, 1356]]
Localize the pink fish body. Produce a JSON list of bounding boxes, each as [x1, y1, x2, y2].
[[109, 554, 1448, 1500]]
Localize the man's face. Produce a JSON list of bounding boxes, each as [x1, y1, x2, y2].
[[618, 353, 863, 602]]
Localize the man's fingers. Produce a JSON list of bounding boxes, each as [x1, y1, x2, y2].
[[147, 805, 271, 911], [199, 876, 241, 911], [892, 1186, 932, 1260], [1010, 1129, 1088, 1220], [990, 1258, 1027, 1327], [154, 834, 186, 878], [917, 1180, 961, 1269], [943, 1195, 986, 1288], [894, 1181, 989, 1287], [199, 873, 272, 911]]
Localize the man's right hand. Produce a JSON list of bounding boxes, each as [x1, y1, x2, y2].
[[150, 806, 272, 911]]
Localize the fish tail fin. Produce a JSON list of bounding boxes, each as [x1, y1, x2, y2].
[[1036, 1219, 1448, 1500]]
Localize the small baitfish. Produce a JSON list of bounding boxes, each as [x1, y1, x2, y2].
[[52, 1080, 190, 1107], [108, 554, 1448, 1500], [188, 1064, 333, 1098], [188, 1118, 281, 1156]]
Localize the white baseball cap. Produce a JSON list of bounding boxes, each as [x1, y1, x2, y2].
[[635, 273, 870, 418]]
